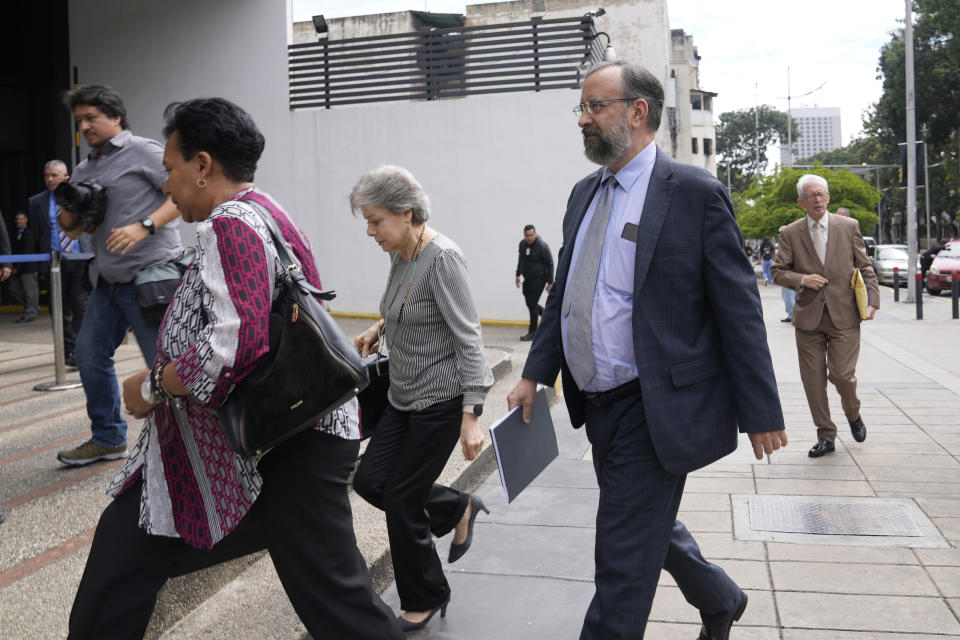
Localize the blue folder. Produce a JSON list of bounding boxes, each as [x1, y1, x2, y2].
[[489, 387, 558, 503]]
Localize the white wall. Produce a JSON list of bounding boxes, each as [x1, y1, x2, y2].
[[289, 89, 596, 320], [69, 0, 294, 206]]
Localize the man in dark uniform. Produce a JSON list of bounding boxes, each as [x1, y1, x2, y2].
[[515, 224, 554, 341]]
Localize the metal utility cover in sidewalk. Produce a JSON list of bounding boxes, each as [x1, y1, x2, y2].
[[749, 499, 921, 536], [732, 495, 949, 548]]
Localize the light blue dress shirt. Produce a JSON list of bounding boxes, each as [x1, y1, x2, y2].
[[561, 142, 657, 392]]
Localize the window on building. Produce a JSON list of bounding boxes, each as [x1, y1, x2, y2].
[[690, 94, 702, 110], [692, 137, 699, 154], [703, 96, 712, 111], [703, 138, 712, 155]]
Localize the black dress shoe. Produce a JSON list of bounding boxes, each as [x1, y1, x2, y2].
[[698, 590, 747, 640], [808, 439, 835, 457], [448, 494, 489, 563], [397, 597, 449, 631], [519, 332, 535, 342], [848, 415, 867, 442], [780, 316, 792, 322]]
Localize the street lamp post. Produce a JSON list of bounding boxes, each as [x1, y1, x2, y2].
[[778, 67, 825, 168]]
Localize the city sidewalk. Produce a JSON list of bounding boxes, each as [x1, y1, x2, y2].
[[379, 283, 960, 639]]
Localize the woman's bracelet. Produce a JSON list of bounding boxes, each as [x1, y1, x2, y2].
[[150, 363, 173, 401]]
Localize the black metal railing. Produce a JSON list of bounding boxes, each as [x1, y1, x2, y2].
[[288, 16, 605, 110]]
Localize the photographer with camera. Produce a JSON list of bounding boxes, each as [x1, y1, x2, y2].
[[56, 84, 183, 467]]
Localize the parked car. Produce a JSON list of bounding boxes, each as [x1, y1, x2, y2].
[[871, 244, 910, 286], [863, 235, 877, 258], [925, 242, 960, 295]]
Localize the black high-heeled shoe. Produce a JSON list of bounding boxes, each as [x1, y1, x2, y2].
[[397, 598, 449, 631], [448, 494, 489, 563]]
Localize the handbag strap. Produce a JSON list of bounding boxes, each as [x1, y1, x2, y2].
[[242, 198, 334, 301]]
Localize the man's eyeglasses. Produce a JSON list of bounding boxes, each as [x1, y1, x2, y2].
[[802, 192, 829, 201], [573, 98, 637, 117]]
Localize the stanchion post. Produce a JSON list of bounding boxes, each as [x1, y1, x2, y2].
[[50, 251, 66, 383], [34, 251, 82, 392], [952, 273, 959, 320], [916, 274, 923, 320], [893, 267, 900, 301]]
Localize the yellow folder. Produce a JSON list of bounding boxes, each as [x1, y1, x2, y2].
[[851, 269, 868, 319]]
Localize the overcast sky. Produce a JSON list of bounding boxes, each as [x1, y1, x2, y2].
[[293, 0, 907, 143]]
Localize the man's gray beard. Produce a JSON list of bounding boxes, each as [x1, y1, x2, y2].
[[582, 114, 632, 166]]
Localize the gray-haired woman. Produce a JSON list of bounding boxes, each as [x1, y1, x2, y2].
[[351, 165, 493, 631]]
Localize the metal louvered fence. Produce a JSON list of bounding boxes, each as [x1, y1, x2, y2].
[[288, 16, 605, 110]]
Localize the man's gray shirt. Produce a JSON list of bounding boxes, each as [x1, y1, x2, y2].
[[71, 130, 182, 285]]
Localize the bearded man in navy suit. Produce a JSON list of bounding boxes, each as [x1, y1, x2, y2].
[[508, 61, 787, 639]]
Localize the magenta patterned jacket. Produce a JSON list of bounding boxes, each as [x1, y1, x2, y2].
[[106, 187, 360, 549]]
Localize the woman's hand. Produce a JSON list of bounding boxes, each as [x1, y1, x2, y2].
[[122, 370, 157, 419], [107, 222, 150, 254], [353, 320, 383, 357], [460, 413, 485, 461]]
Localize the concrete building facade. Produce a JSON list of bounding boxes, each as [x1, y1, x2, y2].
[[791, 106, 842, 161], [668, 28, 717, 175]]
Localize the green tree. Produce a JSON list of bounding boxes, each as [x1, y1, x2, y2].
[[863, 0, 960, 236], [716, 106, 799, 192], [737, 167, 880, 239]]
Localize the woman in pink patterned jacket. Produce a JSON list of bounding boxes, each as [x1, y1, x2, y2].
[[67, 98, 402, 640]]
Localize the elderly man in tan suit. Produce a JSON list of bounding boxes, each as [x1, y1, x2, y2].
[[772, 174, 879, 457]]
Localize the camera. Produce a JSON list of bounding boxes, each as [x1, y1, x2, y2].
[[55, 180, 108, 231]]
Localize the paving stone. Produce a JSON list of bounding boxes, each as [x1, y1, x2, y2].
[[525, 458, 598, 489], [850, 453, 960, 468], [916, 548, 960, 567], [678, 492, 733, 512], [473, 484, 598, 528], [675, 510, 731, 534], [936, 518, 960, 540], [755, 479, 875, 497], [380, 573, 594, 639], [770, 561, 938, 596], [917, 497, 960, 517], [928, 566, 960, 598], [783, 631, 960, 640], [873, 482, 960, 495], [685, 477, 756, 494], [443, 522, 595, 581], [860, 466, 960, 483], [754, 464, 865, 481], [769, 451, 856, 466], [766, 542, 918, 565], [776, 592, 960, 634]]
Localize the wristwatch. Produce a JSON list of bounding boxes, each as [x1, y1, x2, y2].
[[140, 376, 157, 405], [463, 404, 484, 417], [140, 217, 156, 234]]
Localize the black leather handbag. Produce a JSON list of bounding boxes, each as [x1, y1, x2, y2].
[[218, 207, 369, 457], [357, 354, 390, 439]]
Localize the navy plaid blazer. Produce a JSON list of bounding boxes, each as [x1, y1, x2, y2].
[[523, 148, 784, 475]]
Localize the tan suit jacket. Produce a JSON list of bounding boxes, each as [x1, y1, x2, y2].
[[771, 214, 879, 331]]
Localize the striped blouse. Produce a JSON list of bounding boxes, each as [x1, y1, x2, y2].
[[380, 233, 493, 411], [106, 187, 359, 549]]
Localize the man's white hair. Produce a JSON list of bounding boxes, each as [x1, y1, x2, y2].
[[797, 174, 829, 198]]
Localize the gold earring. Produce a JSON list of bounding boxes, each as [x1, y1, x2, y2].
[[196, 177, 207, 190]]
